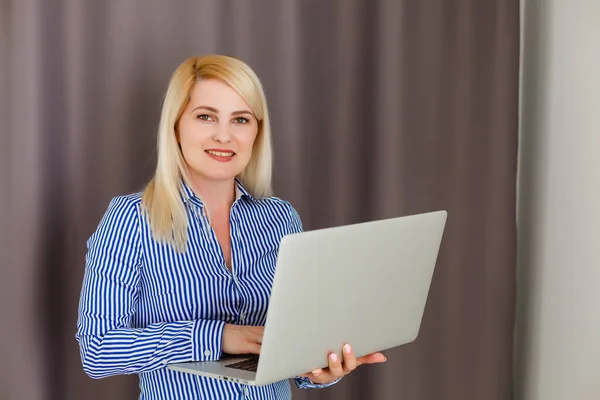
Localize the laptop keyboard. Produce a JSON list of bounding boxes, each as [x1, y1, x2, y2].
[[224, 356, 259, 372]]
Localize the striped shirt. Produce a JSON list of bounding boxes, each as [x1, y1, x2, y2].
[[76, 180, 337, 399]]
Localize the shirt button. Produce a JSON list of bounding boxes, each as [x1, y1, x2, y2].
[[204, 350, 211, 357]]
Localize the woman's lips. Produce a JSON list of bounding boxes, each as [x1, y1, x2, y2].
[[205, 149, 235, 162]]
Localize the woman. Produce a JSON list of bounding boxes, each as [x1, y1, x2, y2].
[[76, 55, 386, 399]]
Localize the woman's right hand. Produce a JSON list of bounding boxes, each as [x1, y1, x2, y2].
[[222, 324, 264, 355]]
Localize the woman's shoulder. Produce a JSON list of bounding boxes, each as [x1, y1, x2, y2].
[[100, 192, 144, 222], [251, 195, 296, 213], [88, 192, 144, 244], [107, 192, 143, 209], [249, 196, 302, 225]]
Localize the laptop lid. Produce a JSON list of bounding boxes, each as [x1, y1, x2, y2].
[[254, 210, 447, 386]]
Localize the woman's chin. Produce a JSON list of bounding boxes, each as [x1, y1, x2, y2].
[[190, 170, 243, 183]]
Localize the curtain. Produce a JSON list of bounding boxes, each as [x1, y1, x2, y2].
[[0, 0, 519, 399]]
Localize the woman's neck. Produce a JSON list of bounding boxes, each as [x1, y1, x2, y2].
[[189, 176, 236, 215]]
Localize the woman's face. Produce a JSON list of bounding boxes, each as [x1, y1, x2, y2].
[[177, 79, 258, 185]]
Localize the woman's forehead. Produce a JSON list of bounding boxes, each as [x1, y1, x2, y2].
[[189, 79, 251, 112]]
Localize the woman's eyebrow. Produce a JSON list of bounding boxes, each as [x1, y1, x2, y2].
[[192, 105, 253, 116], [231, 110, 253, 116], [192, 105, 219, 113]]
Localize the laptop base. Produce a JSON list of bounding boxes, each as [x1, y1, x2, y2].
[[167, 355, 259, 386]]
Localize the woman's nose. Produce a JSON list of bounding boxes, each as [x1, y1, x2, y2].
[[212, 122, 232, 142]]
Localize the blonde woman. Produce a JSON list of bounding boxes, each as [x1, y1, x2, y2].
[[76, 55, 385, 399]]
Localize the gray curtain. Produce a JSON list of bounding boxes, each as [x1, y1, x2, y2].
[[0, 0, 519, 399]]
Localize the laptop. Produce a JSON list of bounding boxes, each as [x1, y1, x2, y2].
[[167, 210, 447, 386]]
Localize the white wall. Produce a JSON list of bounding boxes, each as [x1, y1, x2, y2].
[[516, 1, 600, 399]]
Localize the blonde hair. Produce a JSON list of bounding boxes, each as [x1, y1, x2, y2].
[[142, 55, 273, 252]]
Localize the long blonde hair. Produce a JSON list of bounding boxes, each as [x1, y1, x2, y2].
[[142, 55, 273, 252]]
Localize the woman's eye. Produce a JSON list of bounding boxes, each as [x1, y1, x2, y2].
[[233, 117, 249, 124], [197, 114, 212, 121]]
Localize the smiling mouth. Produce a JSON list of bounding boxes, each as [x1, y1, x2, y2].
[[205, 150, 236, 157]]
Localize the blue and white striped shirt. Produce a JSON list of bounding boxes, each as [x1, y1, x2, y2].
[[76, 180, 336, 399]]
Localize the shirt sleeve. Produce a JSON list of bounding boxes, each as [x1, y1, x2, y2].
[[285, 201, 343, 389], [284, 201, 304, 235], [294, 376, 343, 389], [75, 196, 225, 379]]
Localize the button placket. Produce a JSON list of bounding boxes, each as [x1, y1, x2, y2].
[[230, 207, 247, 326], [195, 205, 211, 239], [230, 211, 242, 288]]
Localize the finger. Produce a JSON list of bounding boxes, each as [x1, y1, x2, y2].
[[252, 331, 263, 345], [310, 368, 324, 379], [248, 342, 261, 355], [297, 368, 324, 379], [356, 352, 387, 366], [327, 352, 344, 378], [304, 368, 327, 384], [341, 344, 357, 373], [247, 327, 263, 344]]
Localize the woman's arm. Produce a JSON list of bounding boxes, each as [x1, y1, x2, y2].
[[75, 196, 225, 378]]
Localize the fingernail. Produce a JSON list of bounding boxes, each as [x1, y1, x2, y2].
[[383, 357, 388, 362], [312, 369, 321, 376], [330, 353, 338, 363], [344, 344, 351, 354]]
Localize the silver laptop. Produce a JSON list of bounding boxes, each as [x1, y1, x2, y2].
[[167, 210, 447, 386]]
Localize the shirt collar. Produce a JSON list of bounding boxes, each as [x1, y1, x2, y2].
[[180, 178, 253, 206], [234, 178, 252, 200]]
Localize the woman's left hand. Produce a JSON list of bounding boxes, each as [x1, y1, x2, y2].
[[299, 344, 387, 385]]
